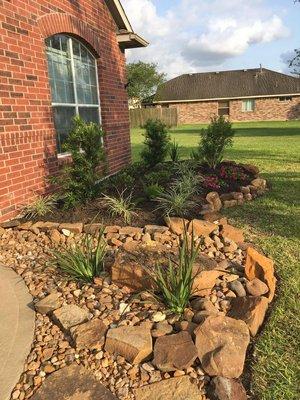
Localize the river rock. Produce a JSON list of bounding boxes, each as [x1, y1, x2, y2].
[[195, 315, 250, 378], [229, 280, 246, 297], [228, 296, 269, 336], [105, 323, 152, 364], [153, 331, 198, 372]]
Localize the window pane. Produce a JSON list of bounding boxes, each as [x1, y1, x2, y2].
[[218, 108, 229, 116], [53, 107, 76, 153], [78, 107, 100, 124], [74, 60, 99, 105]]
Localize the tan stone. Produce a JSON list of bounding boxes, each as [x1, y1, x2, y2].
[[192, 269, 223, 296], [39, 221, 59, 231], [134, 376, 204, 400], [145, 225, 169, 234], [206, 192, 222, 212], [119, 226, 143, 236], [228, 296, 269, 336], [223, 200, 238, 208], [31, 365, 118, 399], [70, 319, 107, 350], [35, 292, 61, 314], [105, 324, 152, 364], [195, 315, 250, 378], [49, 229, 61, 244], [245, 247, 276, 302], [153, 331, 198, 372], [83, 223, 103, 234], [188, 219, 216, 237], [104, 225, 120, 233], [52, 305, 89, 331], [165, 217, 189, 235], [59, 222, 83, 234], [251, 178, 267, 190], [221, 224, 244, 243], [246, 277, 269, 296], [209, 376, 247, 400]]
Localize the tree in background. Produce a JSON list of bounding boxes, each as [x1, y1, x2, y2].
[[289, 49, 300, 77], [126, 62, 166, 105]]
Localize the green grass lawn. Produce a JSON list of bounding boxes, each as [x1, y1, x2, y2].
[[131, 120, 300, 400]]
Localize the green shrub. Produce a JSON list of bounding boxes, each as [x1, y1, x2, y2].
[[102, 190, 137, 224], [141, 119, 170, 168], [52, 229, 107, 282], [144, 170, 172, 186], [155, 186, 196, 217], [55, 116, 105, 208], [21, 194, 58, 219], [194, 115, 235, 169], [144, 184, 164, 200], [169, 140, 180, 162], [147, 229, 201, 314], [109, 171, 135, 191]]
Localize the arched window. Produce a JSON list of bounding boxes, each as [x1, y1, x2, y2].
[[45, 34, 100, 153]]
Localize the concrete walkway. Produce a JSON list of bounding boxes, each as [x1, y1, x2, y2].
[[0, 265, 35, 400]]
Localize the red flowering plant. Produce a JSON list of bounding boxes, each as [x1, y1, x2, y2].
[[219, 165, 248, 182], [203, 175, 221, 191]]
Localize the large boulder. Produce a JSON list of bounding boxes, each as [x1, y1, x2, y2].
[[188, 219, 217, 237], [30, 364, 117, 400], [105, 323, 152, 364], [134, 376, 204, 400], [70, 319, 107, 350], [228, 296, 269, 336], [245, 247, 276, 302], [153, 331, 198, 372], [52, 305, 89, 331], [208, 376, 247, 400], [195, 315, 250, 378]]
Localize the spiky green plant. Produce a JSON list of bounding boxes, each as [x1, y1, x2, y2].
[[22, 194, 58, 219], [102, 190, 137, 224], [155, 186, 196, 217], [169, 140, 180, 162], [148, 229, 201, 314], [52, 229, 107, 282]]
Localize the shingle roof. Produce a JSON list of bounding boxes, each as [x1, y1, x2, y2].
[[154, 68, 300, 103]]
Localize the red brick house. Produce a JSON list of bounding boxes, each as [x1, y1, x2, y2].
[[0, 0, 147, 222], [154, 68, 300, 125]]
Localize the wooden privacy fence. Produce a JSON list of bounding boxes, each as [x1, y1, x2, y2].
[[129, 108, 178, 128]]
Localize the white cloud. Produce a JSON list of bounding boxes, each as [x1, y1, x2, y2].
[[122, 0, 290, 78]]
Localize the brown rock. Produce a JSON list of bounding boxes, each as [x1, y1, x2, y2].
[[245, 247, 276, 302], [203, 212, 222, 222], [59, 222, 83, 234], [35, 293, 61, 314], [246, 278, 269, 296], [174, 320, 198, 336], [221, 224, 244, 243], [70, 319, 107, 350], [206, 192, 222, 212], [0, 219, 20, 228], [104, 225, 120, 233], [209, 376, 247, 400], [30, 364, 118, 400], [39, 222, 60, 231], [228, 296, 269, 336], [134, 376, 203, 400], [192, 269, 223, 296], [105, 324, 152, 364], [49, 229, 61, 244], [165, 217, 189, 235], [188, 219, 216, 237], [17, 221, 33, 230], [52, 305, 89, 331], [119, 226, 143, 236], [223, 200, 238, 208], [145, 225, 169, 234], [151, 321, 173, 337], [153, 331, 198, 372], [83, 223, 103, 234], [193, 310, 219, 324], [195, 315, 250, 378], [251, 178, 267, 190]]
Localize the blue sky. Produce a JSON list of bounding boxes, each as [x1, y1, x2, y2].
[[122, 0, 300, 78]]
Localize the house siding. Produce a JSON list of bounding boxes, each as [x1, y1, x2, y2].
[[0, 0, 131, 222], [168, 96, 300, 124]]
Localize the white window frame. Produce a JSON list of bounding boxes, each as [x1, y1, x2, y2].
[[46, 35, 101, 155], [242, 99, 255, 112]]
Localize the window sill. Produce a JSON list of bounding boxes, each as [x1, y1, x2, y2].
[[57, 152, 71, 159]]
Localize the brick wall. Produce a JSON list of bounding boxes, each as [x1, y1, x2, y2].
[[169, 96, 300, 124], [0, 0, 131, 222]]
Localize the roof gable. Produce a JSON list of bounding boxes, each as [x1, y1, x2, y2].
[[155, 68, 300, 103]]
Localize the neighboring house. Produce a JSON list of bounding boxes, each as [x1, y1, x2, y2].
[[154, 68, 300, 124], [0, 0, 147, 222]]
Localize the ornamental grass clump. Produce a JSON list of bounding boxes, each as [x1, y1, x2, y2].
[[52, 229, 107, 282], [169, 140, 180, 162], [21, 194, 58, 219], [102, 190, 137, 224], [155, 186, 196, 217], [148, 229, 201, 314]]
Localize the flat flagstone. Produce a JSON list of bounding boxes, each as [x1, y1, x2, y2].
[[0, 265, 35, 400]]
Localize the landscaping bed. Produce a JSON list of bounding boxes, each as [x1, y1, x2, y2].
[[0, 217, 276, 400]]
